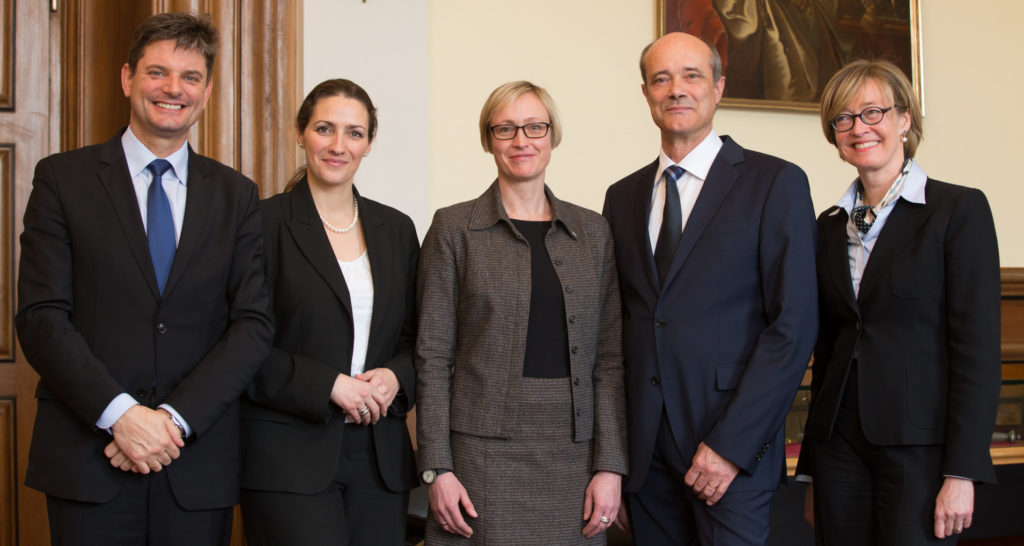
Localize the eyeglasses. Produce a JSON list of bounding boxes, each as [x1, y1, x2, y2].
[[830, 106, 894, 132], [489, 122, 551, 140]]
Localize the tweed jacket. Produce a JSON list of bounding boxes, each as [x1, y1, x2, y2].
[[416, 181, 628, 476]]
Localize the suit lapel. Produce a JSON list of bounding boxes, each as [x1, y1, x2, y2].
[[662, 138, 741, 286], [821, 208, 858, 312], [856, 197, 934, 305], [285, 180, 353, 317], [359, 193, 389, 354], [163, 146, 213, 297], [631, 160, 660, 294], [96, 134, 162, 299]]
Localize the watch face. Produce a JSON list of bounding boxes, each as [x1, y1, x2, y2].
[[421, 469, 437, 484]]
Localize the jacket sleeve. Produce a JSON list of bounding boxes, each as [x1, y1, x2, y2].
[[940, 188, 1001, 483], [704, 163, 819, 475], [415, 210, 459, 471], [591, 221, 629, 475]]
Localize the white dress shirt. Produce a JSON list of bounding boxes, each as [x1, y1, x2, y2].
[[648, 130, 724, 252]]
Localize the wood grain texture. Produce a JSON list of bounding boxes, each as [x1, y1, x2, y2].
[[0, 398, 13, 546]]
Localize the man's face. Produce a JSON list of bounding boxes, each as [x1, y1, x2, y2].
[[641, 33, 724, 143], [121, 39, 212, 150]]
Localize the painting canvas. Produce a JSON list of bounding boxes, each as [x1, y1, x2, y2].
[[660, 0, 922, 111]]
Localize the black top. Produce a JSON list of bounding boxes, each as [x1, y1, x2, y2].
[[512, 220, 570, 378]]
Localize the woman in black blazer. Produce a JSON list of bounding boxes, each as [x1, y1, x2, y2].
[[796, 60, 1001, 545], [240, 79, 419, 545]]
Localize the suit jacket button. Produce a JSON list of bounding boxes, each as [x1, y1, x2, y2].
[[156, 323, 167, 334], [135, 388, 148, 399], [553, 258, 563, 266], [573, 377, 580, 386], [649, 376, 660, 386], [565, 285, 574, 294], [656, 319, 666, 328], [569, 315, 577, 324], [571, 345, 579, 354], [575, 410, 581, 417]]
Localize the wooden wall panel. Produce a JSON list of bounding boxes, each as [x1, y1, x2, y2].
[[1002, 268, 1024, 365], [0, 147, 11, 362], [0, 398, 14, 546], [0, 0, 12, 109]]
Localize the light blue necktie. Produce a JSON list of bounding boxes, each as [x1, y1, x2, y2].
[[146, 159, 175, 295]]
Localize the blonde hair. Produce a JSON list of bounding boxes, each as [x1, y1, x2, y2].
[[478, 81, 562, 153], [820, 59, 923, 158]]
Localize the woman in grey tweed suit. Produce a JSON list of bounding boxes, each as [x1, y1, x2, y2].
[[416, 81, 628, 545]]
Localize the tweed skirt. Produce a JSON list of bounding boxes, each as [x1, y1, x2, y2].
[[425, 377, 604, 545]]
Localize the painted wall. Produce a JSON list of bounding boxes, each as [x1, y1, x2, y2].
[[306, 0, 1024, 265], [302, 0, 431, 238]]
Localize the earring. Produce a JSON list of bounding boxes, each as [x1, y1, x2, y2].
[[298, 142, 304, 149], [901, 134, 908, 143]]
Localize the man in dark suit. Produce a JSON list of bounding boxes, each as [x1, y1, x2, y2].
[[603, 32, 818, 545], [16, 12, 272, 546]]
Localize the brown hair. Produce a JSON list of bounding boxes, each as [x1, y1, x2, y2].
[[478, 81, 562, 153], [820, 59, 923, 158], [127, 12, 219, 79], [285, 78, 378, 191]]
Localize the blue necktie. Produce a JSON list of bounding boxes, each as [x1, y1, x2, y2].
[[654, 165, 684, 285], [146, 159, 175, 295]]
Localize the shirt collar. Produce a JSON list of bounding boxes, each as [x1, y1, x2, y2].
[[835, 158, 927, 212], [468, 180, 581, 239], [656, 129, 723, 182], [121, 127, 190, 185]]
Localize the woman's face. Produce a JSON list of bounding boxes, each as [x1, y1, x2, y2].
[[298, 95, 372, 188], [834, 78, 910, 179], [489, 92, 552, 186]]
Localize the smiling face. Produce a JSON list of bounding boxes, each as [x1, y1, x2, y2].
[[121, 39, 213, 154], [298, 94, 372, 189], [641, 33, 724, 155], [834, 78, 910, 180], [488, 92, 552, 186]]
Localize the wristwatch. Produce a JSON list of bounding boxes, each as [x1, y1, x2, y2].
[[420, 468, 451, 484]]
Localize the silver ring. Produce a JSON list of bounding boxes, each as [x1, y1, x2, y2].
[[954, 528, 962, 533], [359, 407, 370, 415], [600, 516, 610, 524], [441, 521, 448, 526]]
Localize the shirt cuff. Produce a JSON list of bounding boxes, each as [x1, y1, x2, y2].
[[794, 474, 813, 484], [96, 393, 139, 431], [158, 404, 192, 438]]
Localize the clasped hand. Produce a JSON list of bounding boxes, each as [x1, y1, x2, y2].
[[330, 368, 400, 425], [104, 406, 184, 474]]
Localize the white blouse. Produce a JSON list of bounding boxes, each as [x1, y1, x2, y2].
[[339, 251, 374, 376]]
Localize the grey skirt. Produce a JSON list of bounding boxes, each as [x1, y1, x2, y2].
[[425, 377, 604, 545]]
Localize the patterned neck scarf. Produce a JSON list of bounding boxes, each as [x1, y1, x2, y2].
[[852, 158, 913, 234]]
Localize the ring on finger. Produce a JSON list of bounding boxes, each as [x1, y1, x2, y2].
[[359, 407, 370, 416], [600, 516, 610, 524], [954, 528, 962, 533], [440, 521, 448, 526]]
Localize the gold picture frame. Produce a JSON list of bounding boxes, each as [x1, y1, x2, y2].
[[658, 0, 923, 112]]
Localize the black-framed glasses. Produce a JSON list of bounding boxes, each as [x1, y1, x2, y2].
[[830, 106, 894, 132], [489, 122, 551, 140]]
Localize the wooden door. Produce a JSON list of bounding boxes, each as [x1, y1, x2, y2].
[[0, 0, 54, 543]]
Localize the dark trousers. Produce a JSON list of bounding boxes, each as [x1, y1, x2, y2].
[[241, 423, 408, 546], [627, 414, 772, 546], [809, 405, 956, 546], [46, 469, 232, 546]]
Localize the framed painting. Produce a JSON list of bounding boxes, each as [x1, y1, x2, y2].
[[658, 0, 923, 111]]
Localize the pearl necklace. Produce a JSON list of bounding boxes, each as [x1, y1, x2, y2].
[[319, 196, 359, 234]]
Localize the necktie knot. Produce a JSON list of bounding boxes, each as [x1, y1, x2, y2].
[[147, 159, 172, 179], [664, 165, 685, 185]]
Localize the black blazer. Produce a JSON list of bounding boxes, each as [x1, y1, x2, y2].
[[16, 131, 273, 509], [241, 179, 419, 494], [797, 178, 1001, 483], [604, 136, 818, 493]]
